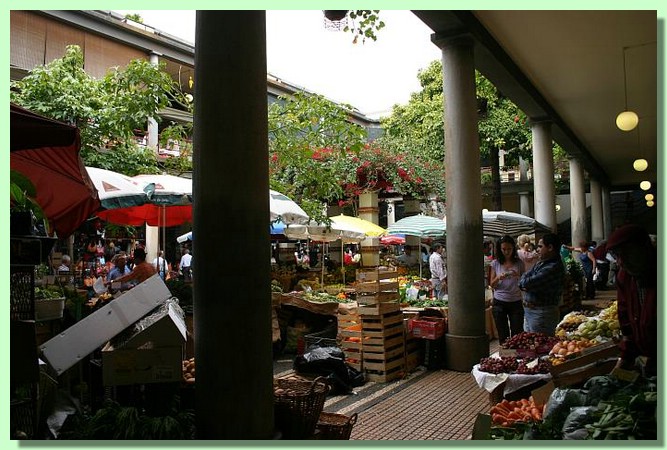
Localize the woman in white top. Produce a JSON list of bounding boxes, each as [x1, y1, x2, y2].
[[488, 235, 525, 343]]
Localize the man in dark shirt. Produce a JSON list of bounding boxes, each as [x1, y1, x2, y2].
[[519, 233, 565, 336], [606, 224, 656, 377]]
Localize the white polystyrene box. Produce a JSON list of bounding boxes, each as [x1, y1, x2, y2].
[[39, 274, 172, 375]]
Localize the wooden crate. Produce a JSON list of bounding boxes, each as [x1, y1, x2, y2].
[[358, 302, 400, 316], [364, 353, 404, 383], [356, 267, 398, 282], [355, 280, 399, 293], [356, 292, 399, 305]]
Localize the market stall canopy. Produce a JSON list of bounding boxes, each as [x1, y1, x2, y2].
[[96, 174, 193, 227], [177, 219, 288, 243], [482, 210, 551, 238], [328, 214, 387, 237], [10, 103, 101, 237], [283, 214, 384, 243], [85, 167, 151, 210], [387, 214, 446, 239], [380, 234, 406, 245], [270, 189, 309, 225]]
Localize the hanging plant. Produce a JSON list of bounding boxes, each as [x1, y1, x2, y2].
[[323, 10, 385, 44]]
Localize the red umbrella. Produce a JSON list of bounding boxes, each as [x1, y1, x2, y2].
[[380, 234, 405, 245], [97, 204, 192, 227], [10, 104, 100, 237]]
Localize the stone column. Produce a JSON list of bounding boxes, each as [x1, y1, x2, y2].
[[531, 120, 557, 231], [386, 199, 396, 226], [590, 179, 603, 243], [358, 191, 380, 267], [519, 192, 531, 217], [433, 32, 487, 371], [569, 158, 587, 247], [144, 51, 162, 262], [147, 51, 161, 151], [193, 11, 273, 439], [601, 185, 612, 239]]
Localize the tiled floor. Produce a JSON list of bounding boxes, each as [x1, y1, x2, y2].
[[340, 291, 619, 440]]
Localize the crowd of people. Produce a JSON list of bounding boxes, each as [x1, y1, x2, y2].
[[484, 224, 655, 377]]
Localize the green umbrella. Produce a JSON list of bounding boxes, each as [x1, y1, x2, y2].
[[387, 214, 446, 278]]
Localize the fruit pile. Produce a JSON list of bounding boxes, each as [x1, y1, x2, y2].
[[501, 332, 560, 354], [490, 397, 544, 427], [182, 357, 195, 384], [515, 359, 552, 375], [549, 338, 596, 358], [478, 356, 519, 374]]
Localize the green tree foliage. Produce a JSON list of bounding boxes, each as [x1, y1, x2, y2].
[[10, 45, 184, 175], [268, 92, 368, 222]]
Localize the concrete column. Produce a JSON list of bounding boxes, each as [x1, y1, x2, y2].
[[590, 179, 603, 243], [144, 225, 158, 263], [531, 121, 557, 231], [402, 198, 422, 255], [569, 158, 587, 247], [433, 33, 487, 371], [519, 156, 529, 181], [193, 11, 272, 439], [147, 52, 161, 151], [358, 191, 380, 267], [601, 185, 612, 239], [386, 200, 396, 226], [519, 192, 531, 217]]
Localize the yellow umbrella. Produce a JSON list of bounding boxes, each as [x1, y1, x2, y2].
[[329, 214, 387, 237], [329, 214, 386, 284]]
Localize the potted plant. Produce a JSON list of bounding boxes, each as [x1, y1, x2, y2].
[[10, 170, 47, 236]]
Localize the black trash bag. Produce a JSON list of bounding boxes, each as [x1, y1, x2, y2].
[[542, 387, 588, 432], [293, 347, 364, 395]]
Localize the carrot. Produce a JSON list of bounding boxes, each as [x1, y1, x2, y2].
[[507, 412, 522, 421]]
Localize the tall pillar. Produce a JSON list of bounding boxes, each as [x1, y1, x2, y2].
[[144, 52, 162, 262], [601, 185, 612, 239], [590, 179, 603, 243], [531, 120, 557, 231], [358, 191, 380, 267], [386, 200, 396, 226], [433, 33, 487, 371], [519, 192, 531, 217], [147, 52, 161, 151], [193, 11, 273, 439], [569, 158, 587, 247]]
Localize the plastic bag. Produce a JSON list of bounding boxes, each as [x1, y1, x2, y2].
[[562, 405, 598, 439], [543, 387, 588, 431], [293, 346, 363, 395]]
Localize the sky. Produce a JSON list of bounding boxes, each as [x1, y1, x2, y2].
[[113, 10, 442, 119]]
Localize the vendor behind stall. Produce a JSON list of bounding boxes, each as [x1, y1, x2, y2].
[[107, 248, 156, 288]]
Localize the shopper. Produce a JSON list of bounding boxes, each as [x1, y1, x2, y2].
[[108, 247, 157, 287], [107, 253, 133, 292], [429, 243, 447, 299], [577, 241, 597, 299], [152, 250, 168, 280], [517, 240, 539, 272], [396, 245, 419, 267], [488, 235, 525, 343], [606, 224, 656, 377], [179, 248, 193, 281], [519, 233, 565, 336], [57, 254, 71, 272]]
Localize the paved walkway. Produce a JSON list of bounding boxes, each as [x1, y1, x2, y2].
[[275, 289, 618, 440]]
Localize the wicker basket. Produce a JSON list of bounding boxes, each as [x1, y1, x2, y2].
[[316, 412, 358, 440], [274, 376, 330, 439]]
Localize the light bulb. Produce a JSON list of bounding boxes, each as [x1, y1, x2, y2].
[[646, 200, 654, 207], [640, 181, 651, 191], [616, 111, 639, 131], [633, 158, 648, 171], [555, 205, 561, 212], [645, 194, 654, 201]]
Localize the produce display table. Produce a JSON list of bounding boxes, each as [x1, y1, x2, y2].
[[471, 361, 552, 403]]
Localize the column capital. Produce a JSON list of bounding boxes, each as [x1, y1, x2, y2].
[[528, 117, 552, 127], [431, 31, 474, 50]]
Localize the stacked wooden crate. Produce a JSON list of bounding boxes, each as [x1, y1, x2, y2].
[[403, 316, 423, 372], [355, 267, 405, 383], [337, 312, 363, 372]]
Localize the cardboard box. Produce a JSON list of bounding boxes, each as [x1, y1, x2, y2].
[[102, 302, 187, 385], [40, 275, 172, 375], [102, 345, 183, 386]]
